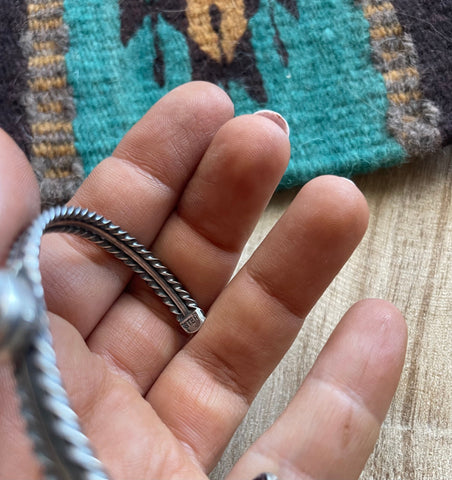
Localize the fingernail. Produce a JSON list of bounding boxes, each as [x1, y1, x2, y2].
[[254, 110, 290, 137], [343, 177, 356, 186]]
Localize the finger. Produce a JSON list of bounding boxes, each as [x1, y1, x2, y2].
[[147, 176, 369, 470], [147, 111, 290, 309], [227, 299, 407, 480], [87, 112, 290, 392], [39, 82, 234, 337], [48, 315, 206, 480], [0, 129, 41, 476], [0, 129, 40, 264]]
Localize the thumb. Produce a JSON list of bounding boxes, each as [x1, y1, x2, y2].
[[0, 129, 40, 264]]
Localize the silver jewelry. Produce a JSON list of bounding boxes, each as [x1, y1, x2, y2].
[[0, 205, 273, 480], [0, 205, 206, 479], [252, 474, 279, 480]]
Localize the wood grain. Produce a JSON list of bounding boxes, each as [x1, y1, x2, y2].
[[212, 147, 452, 479]]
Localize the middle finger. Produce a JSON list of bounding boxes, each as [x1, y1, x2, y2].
[[86, 111, 290, 392]]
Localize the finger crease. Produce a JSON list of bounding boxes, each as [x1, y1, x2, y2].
[[310, 373, 381, 426], [98, 348, 142, 392], [74, 352, 112, 420], [245, 266, 305, 321], [176, 209, 243, 256], [186, 348, 254, 407], [111, 155, 178, 200], [127, 285, 187, 338]]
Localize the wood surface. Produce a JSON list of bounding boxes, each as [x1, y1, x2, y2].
[[212, 147, 452, 479]]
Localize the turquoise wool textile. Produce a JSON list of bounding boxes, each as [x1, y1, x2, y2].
[[63, 0, 405, 189]]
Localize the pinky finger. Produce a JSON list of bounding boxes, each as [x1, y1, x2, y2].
[[227, 299, 407, 480]]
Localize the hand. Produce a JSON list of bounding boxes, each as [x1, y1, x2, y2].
[[0, 82, 407, 480]]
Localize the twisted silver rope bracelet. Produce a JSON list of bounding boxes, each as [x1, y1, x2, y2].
[[0, 206, 277, 480]]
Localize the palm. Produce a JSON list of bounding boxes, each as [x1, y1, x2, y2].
[[0, 82, 406, 480]]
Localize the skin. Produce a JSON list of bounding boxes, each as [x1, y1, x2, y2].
[[0, 82, 407, 480]]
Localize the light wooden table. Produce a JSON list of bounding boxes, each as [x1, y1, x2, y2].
[[213, 147, 452, 479]]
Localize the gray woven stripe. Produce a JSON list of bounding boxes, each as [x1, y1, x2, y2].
[[20, 1, 84, 208], [28, 90, 77, 116], [28, 59, 67, 78], [23, 26, 68, 45], [359, 0, 442, 154]]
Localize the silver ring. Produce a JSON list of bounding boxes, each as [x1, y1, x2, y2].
[[0, 205, 206, 479], [252, 474, 279, 480]]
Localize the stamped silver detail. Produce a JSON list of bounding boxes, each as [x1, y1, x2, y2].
[[179, 307, 206, 334]]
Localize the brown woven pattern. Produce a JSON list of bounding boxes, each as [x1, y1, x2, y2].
[[21, 0, 83, 208], [359, 0, 441, 154]]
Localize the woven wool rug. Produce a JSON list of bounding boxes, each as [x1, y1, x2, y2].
[[0, 0, 450, 206]]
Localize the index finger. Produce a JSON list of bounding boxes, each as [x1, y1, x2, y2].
[[39, 82, 234, 338]]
